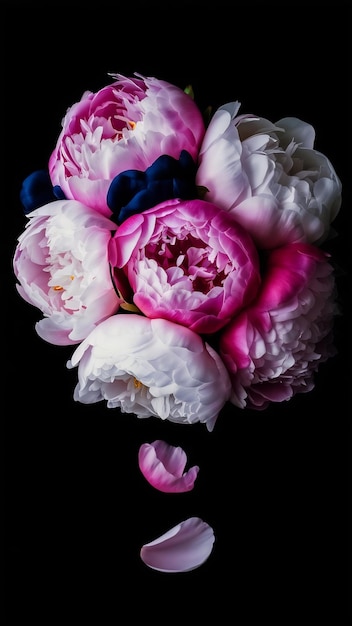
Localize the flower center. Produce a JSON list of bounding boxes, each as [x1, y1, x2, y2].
[[113, 116, 137, 139], [133, 377, 143, 389], [52, 275, 75, 291], [146, 231, 228, 294]]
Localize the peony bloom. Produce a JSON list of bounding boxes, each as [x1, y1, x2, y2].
[[108, 198, 261, 334], [49, 73, 205, 217], [67, 314, 232, 431], [140, 517, 215, 573], [219, 242, 338, 409], [138, 440, 199, 493], [13, 199, 121, 345], [196, 102, 342, 249]]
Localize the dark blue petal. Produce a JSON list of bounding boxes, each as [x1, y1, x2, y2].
[[146, 154, 179, 180], [53, 185, 66, 200], [179, 149, 197, 172], [107, 170, 146, 219], [118, 181, 175, 224], [106, 151, 198, 225], [20, 170, 65, 214]]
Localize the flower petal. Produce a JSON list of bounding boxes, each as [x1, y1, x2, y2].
[[140, 517, 215, 573], [138, 440, 199, 493]]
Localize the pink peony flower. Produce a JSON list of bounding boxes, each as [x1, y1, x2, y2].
[[13, 199, 121, 345], [219, 242, 338, 409], [140, 517, 215, 573], [196, 102, 342, 249], [138, 440, 199, 493], [67, 314, 231, 431], [49, 73, 205, 216], [108, 198, 261, 334]]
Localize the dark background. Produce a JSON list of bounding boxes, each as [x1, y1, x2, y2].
[[3, 1, 351, 623]]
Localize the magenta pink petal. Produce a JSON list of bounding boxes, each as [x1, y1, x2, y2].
[[138, 440, 199, 493], [140, 517, 215, 573]]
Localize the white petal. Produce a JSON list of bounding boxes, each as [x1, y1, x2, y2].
[[277, 117, 315, 149], [140, 517, 215, 573]]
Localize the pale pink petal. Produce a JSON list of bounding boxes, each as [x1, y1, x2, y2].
[[138, 440, 199, 493], [140, 517, 215, 573]]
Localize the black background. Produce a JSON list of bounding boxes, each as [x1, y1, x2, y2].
[[3, 1, 351, 624]]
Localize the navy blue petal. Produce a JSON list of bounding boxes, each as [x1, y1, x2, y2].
[[53, 185, 66, 200], [118, 181, 175, 224], [107, 151, 198, 225], [20, 170, 65, 214], [179, 149, 197, 173], [146, 154, 178, 180], [107, 170, 145, 220]]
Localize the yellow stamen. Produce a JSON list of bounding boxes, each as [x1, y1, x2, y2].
[[133, 377, 143, 389], [52, 276, 74, 291]]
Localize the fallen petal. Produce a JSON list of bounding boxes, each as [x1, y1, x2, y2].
[[138, 440, 199, 493], [140, 517, 215, 573]]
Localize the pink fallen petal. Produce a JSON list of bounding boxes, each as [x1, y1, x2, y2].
[[140, 517, 215, 573], [138, 440, 199, 493]]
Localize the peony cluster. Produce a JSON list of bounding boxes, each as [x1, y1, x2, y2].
[[13, 73, 342, 571]]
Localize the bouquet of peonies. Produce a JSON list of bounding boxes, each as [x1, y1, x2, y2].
[[13, 72, 342, 572]]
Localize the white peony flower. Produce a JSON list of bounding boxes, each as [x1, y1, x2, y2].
[[67, 314, 232, 431], [196, 102, 342, 249]]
